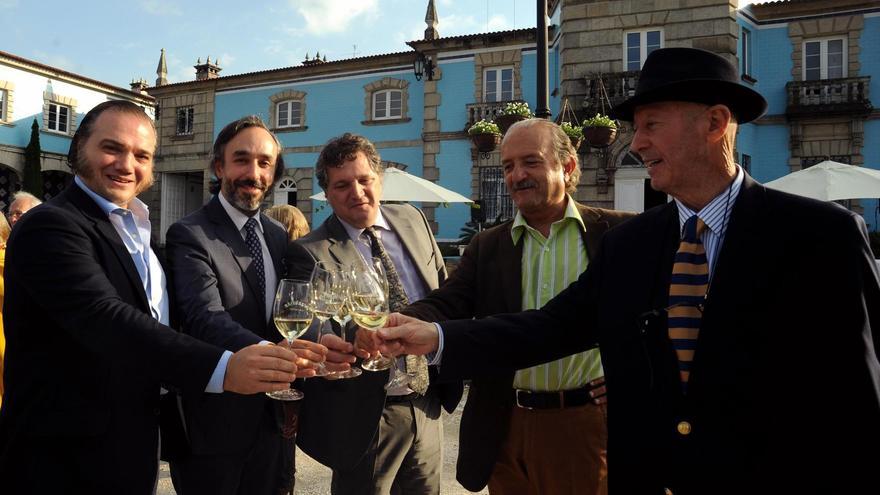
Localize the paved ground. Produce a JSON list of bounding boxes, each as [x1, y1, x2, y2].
[[157, 388, 487, 494]]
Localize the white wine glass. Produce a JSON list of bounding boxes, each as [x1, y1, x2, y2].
[[325, 265, 363, 380], [350, 258, 412, 390], [266, 279, 312, 401], [310, 261, 347, 378]]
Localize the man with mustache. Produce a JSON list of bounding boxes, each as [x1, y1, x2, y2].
[[398, 119, 633, 495], [164, 116, 350, 495]]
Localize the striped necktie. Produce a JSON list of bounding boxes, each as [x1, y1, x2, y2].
[[668, 215, 708, 392]]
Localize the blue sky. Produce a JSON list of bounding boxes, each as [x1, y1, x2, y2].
[[4, 0, 756, 90], [2, 0, 548, 89]]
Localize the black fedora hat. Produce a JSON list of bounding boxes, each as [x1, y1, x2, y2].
[[610, 47, 767, 124]]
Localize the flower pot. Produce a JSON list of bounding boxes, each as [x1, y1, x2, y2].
[[568, 136, 583, 152], [471, 132, 501, 153], [494, 114, 529, 134], [584, 126, 618, 148]]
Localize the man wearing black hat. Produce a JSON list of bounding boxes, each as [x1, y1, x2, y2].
[[376, 47, 880, 494]]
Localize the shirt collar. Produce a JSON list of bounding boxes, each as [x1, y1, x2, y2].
[[74, 175, 150, 220], [218, 192, 263, 234], [674, 165, 744, 237], [337, 208, 389, 242], [510, 194, 585, 244]]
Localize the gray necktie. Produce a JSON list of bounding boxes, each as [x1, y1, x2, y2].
[[363, 227, 429, 394]]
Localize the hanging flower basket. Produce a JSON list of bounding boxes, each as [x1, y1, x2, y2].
[[569, 136, 584, 151], [470, 132, 502, 153], [584, 126, 618, 148], [494, 113, 529, 134]]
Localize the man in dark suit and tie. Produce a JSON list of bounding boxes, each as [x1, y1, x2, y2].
[[401, 119, 633, 495], [379, 48, 880, 494], [0, 101, 303, 494], [285, 133, 462, 494], [165, 116, 339, 495]]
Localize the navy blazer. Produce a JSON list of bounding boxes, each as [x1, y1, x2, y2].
[[165, 196, 289, 456], [439, 175, 880, 494], [0, 184, 222, 493]]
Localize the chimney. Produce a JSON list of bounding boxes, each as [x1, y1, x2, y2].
[[130, 78, 150, 94], [194, 56, 222, 81]]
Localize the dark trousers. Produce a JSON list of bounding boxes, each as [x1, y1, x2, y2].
[[331, 391, 442, 495], [170, 406, 291, 495]]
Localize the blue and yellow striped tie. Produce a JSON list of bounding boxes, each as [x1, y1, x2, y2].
[[668, 215, 708, 392]]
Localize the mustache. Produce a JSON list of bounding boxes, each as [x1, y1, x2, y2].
[[512, 179, 538, 191], [233, 179, 267, 191]]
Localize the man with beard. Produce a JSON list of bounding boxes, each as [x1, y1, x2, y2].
[[0, 102, 305, 494], [165, 116, 351, 495]]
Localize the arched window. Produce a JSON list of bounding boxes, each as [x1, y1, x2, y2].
[[274, 177, 298, 206]]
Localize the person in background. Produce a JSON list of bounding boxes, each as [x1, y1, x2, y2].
[[0, 213, 10, 409], [7, 191, 41, 226], [265, 204, 310, 241]]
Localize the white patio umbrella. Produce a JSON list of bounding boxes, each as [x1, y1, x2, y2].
[[310, 167, 473, 203], [764, 160, 880, 201]]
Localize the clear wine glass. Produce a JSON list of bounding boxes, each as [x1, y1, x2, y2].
[[266, 279, 313, 401], [310, 261, 347, 378], [325, 264, 363, 380], [350, 258, 412, 390]]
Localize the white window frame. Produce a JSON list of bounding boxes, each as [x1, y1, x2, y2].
[[47, 102, 70, 133], [624, 28, 664, 71], [483, 66, 514, 102], [803, 37, 847, 81], [275, 100, 303, 129], [372, 89, 403, 120], [176, 106, 194, 135], [741, 28, 753, 77], [0, 89, 6, 121], [273, 177, 298, 206]]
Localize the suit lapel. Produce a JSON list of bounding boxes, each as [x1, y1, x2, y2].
[[324, 215, 368, 269], [261, 213, 286, 279], [382, 205, 433, 287], [206, 197, 265, 306], [577, 204, 610, 260], [500, 221, 524, 311], [65, 184, 150, 311]]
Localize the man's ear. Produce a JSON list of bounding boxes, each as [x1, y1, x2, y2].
[[562, 155, 577, 177], [705, 104, 733, 142]]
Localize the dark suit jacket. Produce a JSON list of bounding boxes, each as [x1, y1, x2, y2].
[[285, 203, 463, 470], [403, 202, 634, 491], [0, 184, 223, 494], [438, 176, 880, 494], [165, 196, 289, 456]]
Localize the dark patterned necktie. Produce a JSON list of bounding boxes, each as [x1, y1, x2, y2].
[[244, 217, 266, 300], [363, 226, 429, 394], [668, 215, 708, 393]]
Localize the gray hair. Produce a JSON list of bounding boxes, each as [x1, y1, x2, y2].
[[11, 191, 42, 207], [502, 118, 581, 194]]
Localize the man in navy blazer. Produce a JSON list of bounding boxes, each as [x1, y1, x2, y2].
[[0, 101, 301, 494], [165, 116, 343, 495], [379, 48, 880, 494]]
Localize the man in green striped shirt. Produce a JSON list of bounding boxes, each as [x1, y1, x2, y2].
[[402, 119, 633, 494]]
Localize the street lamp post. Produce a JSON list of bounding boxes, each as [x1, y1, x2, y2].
[[535, 0, 551, 119]]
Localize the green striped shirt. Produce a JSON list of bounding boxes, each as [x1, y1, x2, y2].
[[510, 197, 603, 391]]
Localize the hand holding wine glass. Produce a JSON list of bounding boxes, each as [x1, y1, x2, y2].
[[310, 261, 347, 377], [266, 279, 313, 401]]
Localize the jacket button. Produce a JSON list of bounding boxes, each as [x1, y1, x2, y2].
[[676, 421, 692, 435]]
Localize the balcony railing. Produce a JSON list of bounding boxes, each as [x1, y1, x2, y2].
[[786, 76, 872, 117], [583, 71, 641, 115], [465, 99, 526, 128]]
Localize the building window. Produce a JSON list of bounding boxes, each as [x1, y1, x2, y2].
[[47, 103, 70, 133], [372, 89, 402, 120], [276, 100, 303, 128], [479, 167, 514, 222], [483, 67, 514, 102], [625, 29, 663, 71], [741, 28, 753, 79], [804, 38, 846, 80], [176, 107, 194, 135], [274, 177, 298, 206], [363, 78, 409, 124]]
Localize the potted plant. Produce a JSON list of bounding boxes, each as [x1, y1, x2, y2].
[[494, 101, 532, 134], [582, 113, 618, 148], [468, 119, 502, 153], [560, 121, 584, 151]]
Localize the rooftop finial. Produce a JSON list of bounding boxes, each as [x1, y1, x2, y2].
[[424, 0, 439, 40], [156, 48, 168, 86]]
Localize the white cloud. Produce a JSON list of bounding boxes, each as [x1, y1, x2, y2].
[[32, 51, 78, 73], [218, 52, 236, 68], [487, 14, 511, 32], [288, 0, 379, 35], [0, 0, 19, 7], [140, 0, 182, 16]]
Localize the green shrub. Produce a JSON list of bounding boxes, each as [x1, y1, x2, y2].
[[468, 119, 501, 135], [560, 121, 583, 139], [499, 101, 532, 117], [582, 113, 617, 129]]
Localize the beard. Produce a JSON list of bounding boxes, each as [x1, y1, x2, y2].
[[222, 178, 269, 213]]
